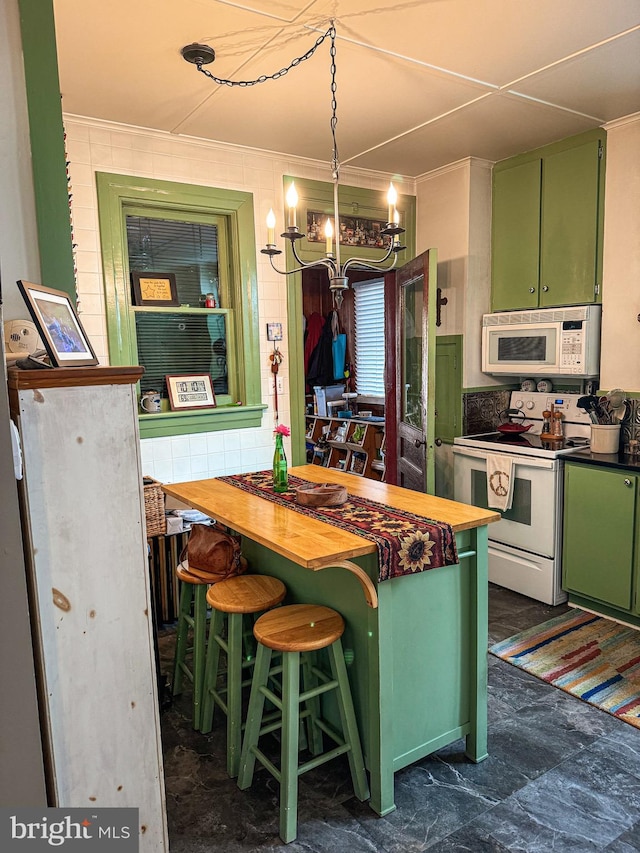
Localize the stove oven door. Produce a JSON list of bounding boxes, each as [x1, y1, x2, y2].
[[452, 445, 559, 558]]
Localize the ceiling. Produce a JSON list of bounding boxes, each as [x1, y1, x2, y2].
[[53, 0, 640, 178]]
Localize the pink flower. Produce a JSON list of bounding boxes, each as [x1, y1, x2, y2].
[[274, 424, 291, 437]]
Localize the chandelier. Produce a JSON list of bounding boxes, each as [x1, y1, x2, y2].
[[181, 24, 405, 307]]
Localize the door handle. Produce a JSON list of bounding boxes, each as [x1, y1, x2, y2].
[[434, 437, 442, 447], [414, 438, 426, 449], [624, 478, 633, 487]]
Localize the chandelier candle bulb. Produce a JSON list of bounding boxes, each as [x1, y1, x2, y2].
[[325, 218, 333, 255], [387, 182, 398, 224], [286, 182, 298, 228], [266, 208, 276, 245]]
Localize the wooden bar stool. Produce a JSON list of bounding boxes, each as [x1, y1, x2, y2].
[[200, 574, 287, 777], [237, 604, 370, 844], [172, 563, 210, 730]]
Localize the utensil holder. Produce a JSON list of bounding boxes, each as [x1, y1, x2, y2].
[[590, 424, 621, 454]]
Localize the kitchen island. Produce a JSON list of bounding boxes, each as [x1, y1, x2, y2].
[[163, 465, 499, 816]]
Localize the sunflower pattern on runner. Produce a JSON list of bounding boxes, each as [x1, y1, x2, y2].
[[219, 471, 458, 581]]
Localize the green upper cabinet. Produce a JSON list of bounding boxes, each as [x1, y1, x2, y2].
[[491, 159, 542, 312], [491, 129, 605, 313]]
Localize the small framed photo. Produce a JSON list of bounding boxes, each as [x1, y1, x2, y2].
[[17, 280, 99, 367], [166, 374, 216, 411], [131, 271, 179, 307], [267, 322, 283, 341]]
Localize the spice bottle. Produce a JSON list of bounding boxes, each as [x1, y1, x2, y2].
[[552, 411, 564, 438], [542, 410, 552, 436]]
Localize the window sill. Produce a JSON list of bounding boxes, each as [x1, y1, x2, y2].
[[138, 403, 267, 439]]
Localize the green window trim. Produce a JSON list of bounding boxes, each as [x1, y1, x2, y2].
[[96, 172, 265, 437]]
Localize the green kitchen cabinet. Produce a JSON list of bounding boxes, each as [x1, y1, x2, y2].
[[491, 160, 542, 312], [562, 461, 639, 622], [491, 130, 605, 312]]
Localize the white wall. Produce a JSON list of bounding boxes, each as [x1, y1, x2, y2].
[[600, 113, 640, 392], [416, 157, 495, 389], [61, 116, 413, 482]]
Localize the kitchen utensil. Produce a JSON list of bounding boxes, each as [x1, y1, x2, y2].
[[497, 408, 533, 434], [607, 388, 628, 422], [577, 395, 600, 424]]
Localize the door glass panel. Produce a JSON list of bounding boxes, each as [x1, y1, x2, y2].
[[471, 469, 532, 525], [401, 278, 423, 428]]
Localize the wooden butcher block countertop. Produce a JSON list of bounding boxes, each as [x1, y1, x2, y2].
[[163, 465, 499, 571]]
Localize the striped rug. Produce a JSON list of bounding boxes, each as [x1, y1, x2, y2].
[[489, 608, 640, 730]]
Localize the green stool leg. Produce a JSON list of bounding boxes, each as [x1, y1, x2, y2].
[[172, 581, 193, 697], [226, 612, 244, 777], [280, 650, 301, 844], [237, 644, 272, 790], [191, 584, 208, 730], [327, 639, 370, 802], [301, 652, 323, 756], [199, 608, 225, 735]]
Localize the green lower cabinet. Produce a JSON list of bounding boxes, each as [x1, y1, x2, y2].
[[563, 462, 638, 616]]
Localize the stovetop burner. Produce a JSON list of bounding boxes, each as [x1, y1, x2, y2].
[[453, 392, 592, 459], [469, 432, 589, 451]]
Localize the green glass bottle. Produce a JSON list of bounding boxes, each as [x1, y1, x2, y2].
[[272, 432, 288, 492]]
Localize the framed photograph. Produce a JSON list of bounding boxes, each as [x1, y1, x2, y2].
[[17, 280, 99, 367], [166, 374, 216, 411], [266, 322, 283, 341], [131, 271, 179, 307]]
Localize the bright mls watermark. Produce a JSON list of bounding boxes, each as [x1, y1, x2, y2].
[[0, 808, 138, 850]]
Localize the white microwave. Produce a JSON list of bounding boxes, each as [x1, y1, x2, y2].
[[481, 305, 601, 377]]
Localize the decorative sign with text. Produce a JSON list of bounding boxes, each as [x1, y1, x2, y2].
[[131, 271, 179, 306]]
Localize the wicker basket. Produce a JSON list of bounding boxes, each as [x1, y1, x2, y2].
[[143, 476, 166, 537]]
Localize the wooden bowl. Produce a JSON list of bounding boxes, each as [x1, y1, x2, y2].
[[294, 483, 348, 507]]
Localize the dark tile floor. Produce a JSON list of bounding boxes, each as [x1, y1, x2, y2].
[[158, 585, 640, 852]]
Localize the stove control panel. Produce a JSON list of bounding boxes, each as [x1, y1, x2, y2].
[[510, 392, 592, 425]]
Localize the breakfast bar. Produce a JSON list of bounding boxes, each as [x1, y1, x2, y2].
[[163, 465, 499, 816]]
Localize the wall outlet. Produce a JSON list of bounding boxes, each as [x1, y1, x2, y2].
[[276, 376, 284, 394]]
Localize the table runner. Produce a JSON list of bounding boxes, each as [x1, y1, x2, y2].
[[218, 471, 458, 582]]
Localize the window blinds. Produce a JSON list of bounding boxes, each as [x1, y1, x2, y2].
[[353, 278, 385, 397]]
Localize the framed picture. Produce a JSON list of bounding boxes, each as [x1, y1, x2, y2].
[[17, 280, 99, 367], [166, 374, 216, 411], [131, 271, 179, 307], [266, 322, 283, 341]]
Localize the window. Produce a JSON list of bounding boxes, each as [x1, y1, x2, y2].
[[353, 278, 385, 398], [126, 213, 230, 399], [96, 173, 265, 438]]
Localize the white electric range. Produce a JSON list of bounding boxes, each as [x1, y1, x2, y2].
[[452, 392, 592, 605]]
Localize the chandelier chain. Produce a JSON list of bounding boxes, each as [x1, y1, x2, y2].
[[329, 26, 339, 181], [195, 25, 334, 87]]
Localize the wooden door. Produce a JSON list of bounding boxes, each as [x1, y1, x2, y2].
[[384, 250, 437, 492]]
